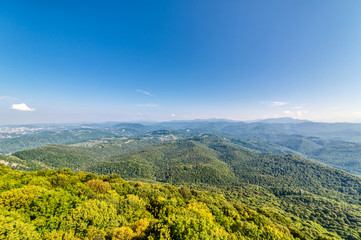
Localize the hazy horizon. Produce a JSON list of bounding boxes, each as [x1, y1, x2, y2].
[[1, 1, 361, 124], [2, 117, 361, 127]]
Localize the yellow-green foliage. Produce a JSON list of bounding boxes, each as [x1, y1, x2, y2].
[[0, 165, 342, 239], [0, 214, 40, 240]]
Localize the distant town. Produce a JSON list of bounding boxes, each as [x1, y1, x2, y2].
[[0, 126, 53, 138]]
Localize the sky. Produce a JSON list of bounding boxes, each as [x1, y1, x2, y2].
[[1, 0, 361, 124]]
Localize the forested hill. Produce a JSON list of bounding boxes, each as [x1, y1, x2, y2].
[[3, 120, 361, 176], [13, 134, 361, 202], [6, 135, 361, 238], [0, 165, 343, 239]]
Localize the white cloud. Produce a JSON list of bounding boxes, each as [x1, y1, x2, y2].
[[284, 109, 308, 117], [261, 101, 288, 107], [136, 89, 154, 96], [0, 96, 17, 100], [11, 103, 35, 111], [284, 110, 293, 115], [136, 103, 159, 107], [171, 113, 176, 117]]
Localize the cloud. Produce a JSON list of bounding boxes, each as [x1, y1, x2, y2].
[[0, 96, 17, 100], [284, 109, 308, 117], [136, 89, 154, 96], [11, 103, 35, 111], [261, 101, 288, 107], [136, 103, 159, 107], [171, 113, 176, 117], [284, 110, 293, 115]]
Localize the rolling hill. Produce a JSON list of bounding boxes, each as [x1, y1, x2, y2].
[[7, 134, 361, 238], [3, 120, 361, 177]]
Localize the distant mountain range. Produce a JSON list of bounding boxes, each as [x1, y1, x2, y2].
[[249, 117, 311, 124]]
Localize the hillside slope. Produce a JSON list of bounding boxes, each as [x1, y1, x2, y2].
[[3, 120, 361, 176], [9, 135, 361, 239], [0, 165, 340, 239]]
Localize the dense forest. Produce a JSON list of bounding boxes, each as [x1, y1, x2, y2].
[[0, 165, 342, 239], [2, 120, 361, 176], [3, 134, 361, 239]]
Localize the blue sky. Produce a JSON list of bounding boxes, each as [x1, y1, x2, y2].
[[1, 1, 361, 124]]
